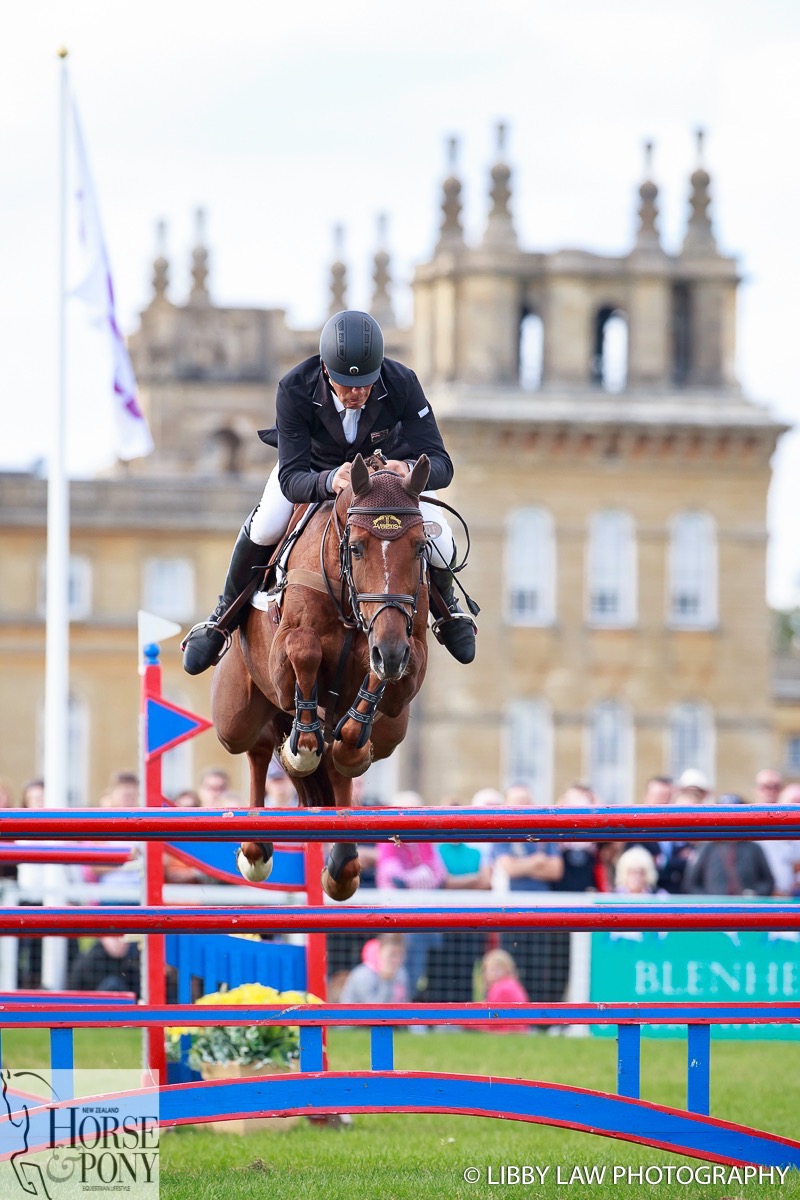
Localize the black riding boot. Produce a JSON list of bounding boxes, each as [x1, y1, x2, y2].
[[429, 561, 477, 665], [182, 528, 273, 676]]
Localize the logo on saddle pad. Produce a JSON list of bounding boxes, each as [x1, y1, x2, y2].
[[372, 513, 402, 532]]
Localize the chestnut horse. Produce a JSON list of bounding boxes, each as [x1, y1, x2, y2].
[[211, 454, 431, 901]]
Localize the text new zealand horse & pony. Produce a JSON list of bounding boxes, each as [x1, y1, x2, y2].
[[211, 455, 432, 901]]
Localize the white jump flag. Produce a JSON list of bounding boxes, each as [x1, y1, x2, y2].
[[69, 90, 153, 461]]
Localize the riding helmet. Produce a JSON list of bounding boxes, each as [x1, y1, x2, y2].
[[319, 310, 384, 387]]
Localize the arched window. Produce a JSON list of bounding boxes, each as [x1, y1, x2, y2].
[[669, 703, 715, 784], [505, 507, 556, 625], [587, 701, 633, 806], [586, 510, 637, 626], [519, 311, 543, 391], [504, 700, 553, 804], [591, 307, 628, 392], [668, 512, 718, 627]]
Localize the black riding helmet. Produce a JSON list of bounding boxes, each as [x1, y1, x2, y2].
[[320, 310, 384, 387]]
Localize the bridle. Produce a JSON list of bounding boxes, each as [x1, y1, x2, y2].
[[320, 477, 426, 639]]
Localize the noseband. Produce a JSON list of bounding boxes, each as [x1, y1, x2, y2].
[[322, 479, 426, 638]]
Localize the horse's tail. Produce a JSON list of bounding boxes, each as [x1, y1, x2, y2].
[[294, 763, 336, 809]]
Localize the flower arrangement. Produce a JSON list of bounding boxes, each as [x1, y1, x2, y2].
[[166, 983, 322, 1073]]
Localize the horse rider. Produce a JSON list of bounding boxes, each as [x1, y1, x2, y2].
[[182, 309, 477, 675]]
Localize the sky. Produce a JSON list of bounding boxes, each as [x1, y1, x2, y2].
[[2, 0, 800, 605]]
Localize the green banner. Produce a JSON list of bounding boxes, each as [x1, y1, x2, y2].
[[589, 929, 800, 1039]]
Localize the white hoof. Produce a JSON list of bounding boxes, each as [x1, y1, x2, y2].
[[280, 742, 322, 777], [236, 847, 273, 883]]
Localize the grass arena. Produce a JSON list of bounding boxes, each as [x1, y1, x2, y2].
[[0, 645, 799, 1199]]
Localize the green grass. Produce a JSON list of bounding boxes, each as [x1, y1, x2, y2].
[[3, 1029, 799, 1199]]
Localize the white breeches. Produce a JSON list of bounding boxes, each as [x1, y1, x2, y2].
[[248, 463, 455, 569]]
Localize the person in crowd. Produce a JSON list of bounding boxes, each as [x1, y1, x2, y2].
[[376, 792, 447, 890], [100, 771, 139, 808], [757, 781, 800, 896], [614, 845, 660, 894], [489, 786, 564, 892], [470, 787, 504, 808], [641, 775, 674, 806], [479, 948, 530, 1034], [552, 784, 598, 893], [20, 779, 45, 808], [676, 768, 713, 804], [197, 767, 231, 808], [172, 788, 201, 808], [683, 828, 775, 896], [67, 935, 141, 996], [0, 778, 15, 808], [489, 786, 567, 1010], [753, 768, 783, 807], [264, 759, 298, 808], [339, 933, 409, 1004], [375, 792, 446, 996]]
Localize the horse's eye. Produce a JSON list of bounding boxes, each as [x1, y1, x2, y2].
[[350, 542, 364, 559], [415, 542, 427, 557]]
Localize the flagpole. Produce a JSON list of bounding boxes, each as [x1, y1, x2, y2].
[[41, 46, 72, 989]]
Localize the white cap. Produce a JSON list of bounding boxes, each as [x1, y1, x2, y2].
[[678, 768, 711, 791]]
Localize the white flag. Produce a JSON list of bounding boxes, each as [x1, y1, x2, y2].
[[69, 94, 153, 462]]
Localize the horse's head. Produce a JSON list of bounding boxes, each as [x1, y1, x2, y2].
[[340, 454, 431, 681]]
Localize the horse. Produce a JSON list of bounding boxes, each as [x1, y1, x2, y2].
[[211, 454, 432, 902]]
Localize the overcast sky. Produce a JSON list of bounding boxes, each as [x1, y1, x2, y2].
[[2, 0, 799, 604]]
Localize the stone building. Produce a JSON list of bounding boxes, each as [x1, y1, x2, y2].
[[0, 130, 795, 806]]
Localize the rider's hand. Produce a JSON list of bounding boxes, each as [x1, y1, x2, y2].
[[383, 459, 411, 477], [331, 463, 352, 493]]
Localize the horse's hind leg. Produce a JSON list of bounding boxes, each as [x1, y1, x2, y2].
[[212, 637, 277, 884], [276, 627, 324, 778]]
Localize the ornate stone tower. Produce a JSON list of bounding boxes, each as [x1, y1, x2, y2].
[[409, 127, 785, 804]]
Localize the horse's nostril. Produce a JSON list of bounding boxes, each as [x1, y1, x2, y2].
[[371, 646, 383, 673]]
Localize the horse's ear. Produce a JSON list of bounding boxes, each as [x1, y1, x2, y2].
[[350, 454, 371, 497], [403, 454, 431, 501]]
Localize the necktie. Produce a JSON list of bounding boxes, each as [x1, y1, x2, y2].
[[341, 408, 359, 444]]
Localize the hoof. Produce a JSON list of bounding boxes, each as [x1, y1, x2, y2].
[[331, 742, 372, 778], [321, 841, 360, 902], [236, 842, 274, 883], [321, 867, 360, 902], [280, 739, 322, 778]]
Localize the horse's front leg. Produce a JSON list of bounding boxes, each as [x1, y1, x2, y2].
[[331, 670, 388, 778], [276, 627, 324, 777], [320, 766, 361, 903]]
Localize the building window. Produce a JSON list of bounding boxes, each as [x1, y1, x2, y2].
[[786, 736, 800, 777], [37, 556, 93, 621], [587, 701, 632, 806], [586, 510, 636, 627], [505, 508, 556, 625], [504, 700, 553, 803], [668, 512, 718, 627], [519, 311, 543, 391], [669, 702, 715, 784], [591, 307, 628, 392], [142, 558, 195, 622]]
